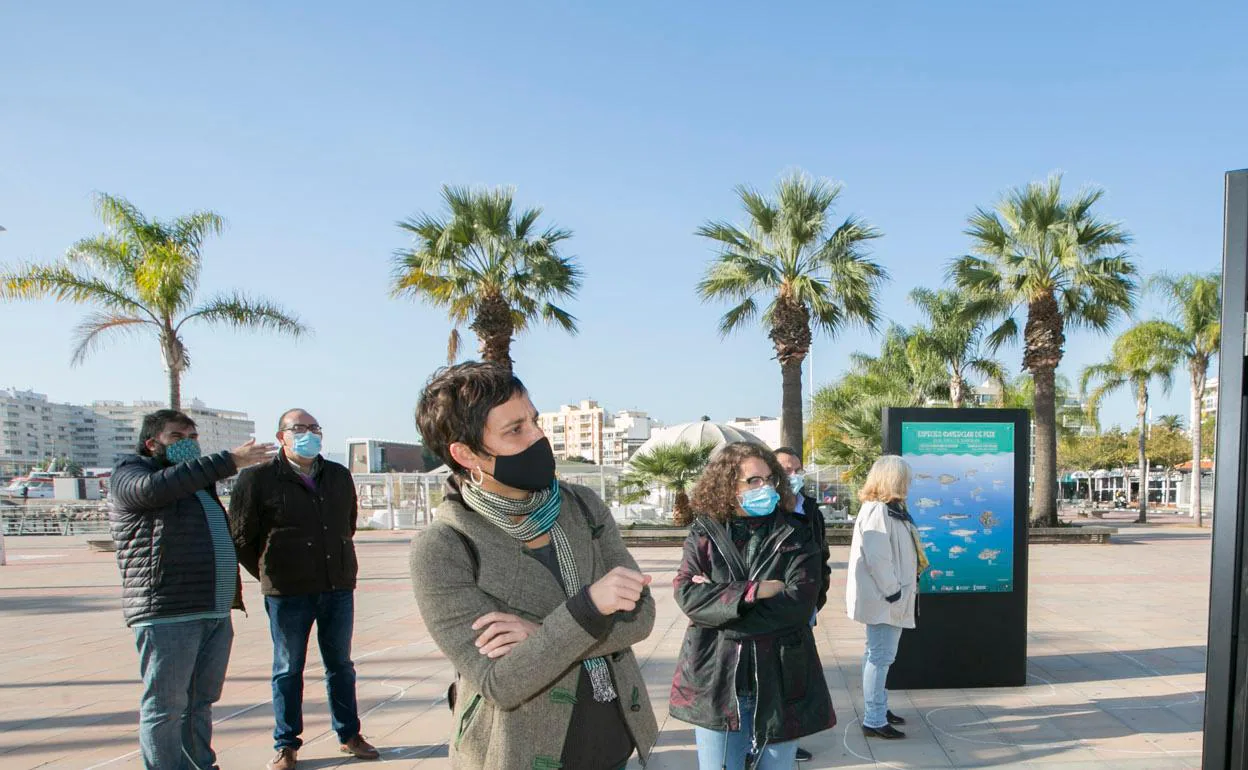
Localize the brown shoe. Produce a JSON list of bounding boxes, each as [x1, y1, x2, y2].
[[340, 734, 381, 760], [267, 747, 297, 770]]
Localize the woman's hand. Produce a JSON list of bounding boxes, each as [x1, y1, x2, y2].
[[472, 612, 540, 659], [589, 566, 653, 615], [757, 580, 786, 599], [691, 574, 711, 584]]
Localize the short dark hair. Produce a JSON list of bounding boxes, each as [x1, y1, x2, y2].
[[137, 409, 196, 456], [774, 446, 802, 465], [415, 362, 528, 474]]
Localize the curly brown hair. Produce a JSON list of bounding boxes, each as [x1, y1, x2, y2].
[[690, 442, 795, 523]]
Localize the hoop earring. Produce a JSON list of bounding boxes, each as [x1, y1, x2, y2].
[[469, 466, 485, 486]]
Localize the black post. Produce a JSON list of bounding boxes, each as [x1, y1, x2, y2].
[[1204, 169, 1248, 769]]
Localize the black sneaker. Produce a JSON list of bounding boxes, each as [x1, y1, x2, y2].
[[886, 710, 906, 726], [796, 747, 812, 761], [862, 724, 906, 739]]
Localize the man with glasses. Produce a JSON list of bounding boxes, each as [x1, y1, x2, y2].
[[229, 409, 379, 769]]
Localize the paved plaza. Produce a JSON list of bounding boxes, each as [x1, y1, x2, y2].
[[0, 521, 1211, 769]]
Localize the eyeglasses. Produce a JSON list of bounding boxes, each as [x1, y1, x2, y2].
[[738, 474, 777, 489], [281, 424, 323, 435]]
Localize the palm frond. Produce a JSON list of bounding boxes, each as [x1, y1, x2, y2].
[[70, 313, 154, 365], [178, 292, 308, 337]]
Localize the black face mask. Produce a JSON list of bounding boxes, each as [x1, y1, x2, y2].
[[487, 437, 557, 492]]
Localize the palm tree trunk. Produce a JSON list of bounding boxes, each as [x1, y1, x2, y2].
[[1136, 387, 1149, 524], [1023, 292, 1064, 528], [950, 374, 965, 409], [168, 368, 182, 412], [1031, 366, 1059, 527], [471, 292, 515, 372], [673, 491, 692, 527], [780, 357, 805, 454], [1191, 366, 1206, 526]]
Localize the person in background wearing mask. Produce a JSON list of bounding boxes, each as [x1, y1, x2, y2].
[[229, 409, 380, 769], [410, 362, 658, 770], [772, 447, 832, 764], [670, 442, 835, 770], [109, 409, 277, 770]]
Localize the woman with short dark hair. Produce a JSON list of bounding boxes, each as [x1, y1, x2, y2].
[[410, 361, 658, 770], [669, 442, 835, 770]]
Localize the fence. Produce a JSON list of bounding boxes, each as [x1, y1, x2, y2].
[[0, 501, 111, 536]]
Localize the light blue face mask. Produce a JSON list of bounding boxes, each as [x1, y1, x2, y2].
[[164, 438, 201, 464], [293, 432, 322, 459], [739, 485, 780, 517], [789, 473, 806, 493]]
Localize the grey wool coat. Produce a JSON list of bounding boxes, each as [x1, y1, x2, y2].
[[410, 481, 659, 769]]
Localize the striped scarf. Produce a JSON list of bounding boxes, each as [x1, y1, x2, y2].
[[460, 480, 618, 703]]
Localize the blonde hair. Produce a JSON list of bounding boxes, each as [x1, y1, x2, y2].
[[858, 454, 913, 504]]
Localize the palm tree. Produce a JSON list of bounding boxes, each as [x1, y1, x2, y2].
[[696, 171, 887, 453], [619, 442, 715, 527], [951, 174, 1137, 526], [1148, 272, 1221, 526], [0, 193, 307, 410], [1080, 321, 1182, 523], [908, 287, 1007, 408], [1155, 414, 1185, 432], [809, 326, 948, 483], [391, 185, 582, 371]]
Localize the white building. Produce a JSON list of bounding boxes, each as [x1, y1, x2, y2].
[[539, 400, 607, 464], [1203, 377, 1219, 418], [724, 416, 782, 449], [0, 388, 254, 479], [603, 410, 656, 467]]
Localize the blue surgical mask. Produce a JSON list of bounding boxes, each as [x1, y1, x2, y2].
[[163, 438, 201, 464], [789, 473, 806, 492], [739, 485, 780, 517], [293, 432, 322, 459]]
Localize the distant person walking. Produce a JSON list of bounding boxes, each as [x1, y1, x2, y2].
[[229, 409, 379, 769], [846, 454, 928, 740], [109, 409, 276, 770]]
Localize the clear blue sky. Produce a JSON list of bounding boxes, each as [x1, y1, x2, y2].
[[2, 2, 1244, 456]]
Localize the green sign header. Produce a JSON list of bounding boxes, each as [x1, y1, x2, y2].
[[901, 422, 1015, 455]]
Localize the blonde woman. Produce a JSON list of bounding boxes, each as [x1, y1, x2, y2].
[[846, 455, 927, 739]]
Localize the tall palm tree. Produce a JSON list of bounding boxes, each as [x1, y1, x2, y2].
[[1148, 272, 1221, 526], [1080, 321, 1182, 523], [619, 442, 715, 527], [0, 193, 307, 410], [391, 185, 582, 371], [809, 326, 948, 483], [951, 174, 1137, 526], [908, 287, 1006, 408], [697, 171, 887, 454]]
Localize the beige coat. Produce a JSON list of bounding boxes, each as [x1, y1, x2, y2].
[[410, 482, 658, 769], [845, 501, 919, 628]]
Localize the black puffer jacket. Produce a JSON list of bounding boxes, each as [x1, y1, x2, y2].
[[798, 494, 832, 611], [109, 451, 243, 627], [669, 511, 836, 743], [228, 455, 359, 596]]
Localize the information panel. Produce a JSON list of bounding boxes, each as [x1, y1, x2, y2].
[[901, 422, 1016, 594], [883, 407, 1029, 689]]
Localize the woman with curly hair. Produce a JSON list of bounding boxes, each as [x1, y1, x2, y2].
[[669, 442, 835, 770]]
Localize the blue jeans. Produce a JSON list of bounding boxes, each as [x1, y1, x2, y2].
[[693, 696, 799, 770], [863, 623, 904, 729], [265, 591, 360, 749], [133, 617, 234, 770]]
